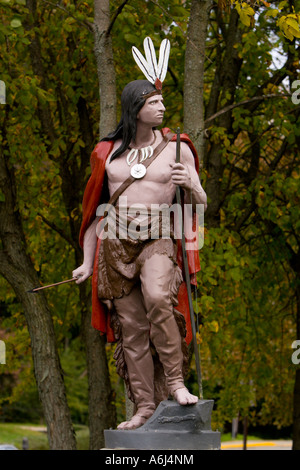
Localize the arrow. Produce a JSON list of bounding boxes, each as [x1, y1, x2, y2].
[[27, 277, 78, 293]]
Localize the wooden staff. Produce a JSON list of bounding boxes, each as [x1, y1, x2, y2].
[[175, 127, 203, 399]]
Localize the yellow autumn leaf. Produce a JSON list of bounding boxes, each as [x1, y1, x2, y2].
[[242, 4, 255, 16], [283, 28, 295, 41], [207, 321, 219, 333], [278, 14, 300, 40], [285, 18, 299, 29], [290, 28, 300, 38], [239, 11, 251, 27]]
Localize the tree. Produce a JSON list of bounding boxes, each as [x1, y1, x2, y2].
[[184, 0, 212, 161]]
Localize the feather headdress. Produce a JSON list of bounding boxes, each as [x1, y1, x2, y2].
[[132, 37, 170, 92]]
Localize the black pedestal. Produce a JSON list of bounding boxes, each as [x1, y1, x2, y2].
[[104, 399, 221, 450]]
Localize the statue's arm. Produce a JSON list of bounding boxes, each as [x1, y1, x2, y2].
[[72, 217, 99, 284]]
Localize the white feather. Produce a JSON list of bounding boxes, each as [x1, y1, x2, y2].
[[157, 39, 170, 82], [143, 37, 158, 79], [132, 46, 156, 84], [132, 37, 170, 85]]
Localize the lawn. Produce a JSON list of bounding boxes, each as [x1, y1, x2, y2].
[[0, 422, 89, 450]]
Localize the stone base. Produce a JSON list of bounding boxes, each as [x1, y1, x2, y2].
[[104, 399, 221, 450]]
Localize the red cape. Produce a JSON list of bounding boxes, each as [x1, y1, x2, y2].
[[79, 128, 201, 344]]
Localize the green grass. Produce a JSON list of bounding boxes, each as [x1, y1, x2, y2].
[[0, 422, 89, 450], [221, 432, 270, 442]]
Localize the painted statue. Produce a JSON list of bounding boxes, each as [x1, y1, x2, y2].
[[73, 38, 207, 430]]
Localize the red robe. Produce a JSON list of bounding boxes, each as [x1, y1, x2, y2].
[[79, 128, 200, 344]]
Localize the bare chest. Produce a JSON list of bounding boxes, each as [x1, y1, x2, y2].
[[105, 142, 177, 205]]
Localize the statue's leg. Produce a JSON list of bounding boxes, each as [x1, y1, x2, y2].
[[140, 253, 198, 405], [140, 253, 184, 393], [113, 285, 156, 430]]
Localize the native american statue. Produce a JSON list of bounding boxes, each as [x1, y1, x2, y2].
[[73, 37, 207, 430]]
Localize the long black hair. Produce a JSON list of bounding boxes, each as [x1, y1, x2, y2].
[[101, 80, 158, 162]]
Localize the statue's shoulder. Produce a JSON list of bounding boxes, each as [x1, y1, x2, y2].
[[92, 140, 114, 160], [90, 140, 114, 170]]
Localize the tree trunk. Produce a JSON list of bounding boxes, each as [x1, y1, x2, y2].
[[0, 146, 76, 450], [184, 0, 212, 163], [79, 287, 116, 449], [64, 0, 120, 448], [204, 8, 243, 228], [243, 415, 248, 451], [93, 0, 117, 139]]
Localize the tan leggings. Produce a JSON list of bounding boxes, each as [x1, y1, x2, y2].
[[113, 253, 184, 418]]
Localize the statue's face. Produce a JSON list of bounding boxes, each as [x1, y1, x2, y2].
[[137, 95, 165, 127]]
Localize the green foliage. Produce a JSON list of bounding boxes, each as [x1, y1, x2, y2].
[[195, 226, 295, 429], [197, 1, 299, 433], [231, 1, 300, 40]]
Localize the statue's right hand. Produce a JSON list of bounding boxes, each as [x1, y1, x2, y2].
[[72, 264, 93, 284]]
